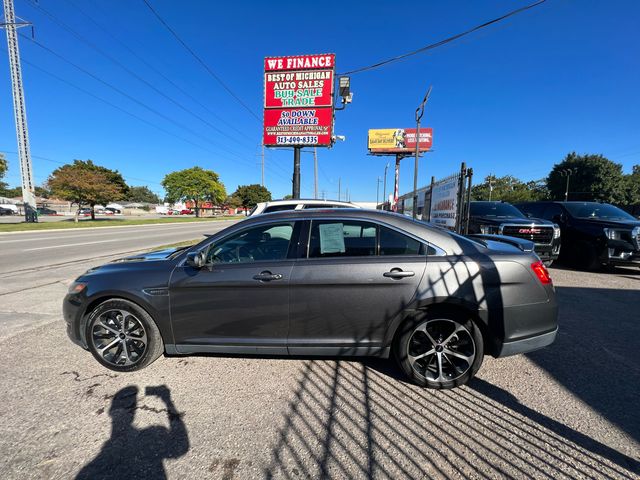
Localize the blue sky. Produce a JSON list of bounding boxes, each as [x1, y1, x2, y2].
[[1, 0, 639, 201]]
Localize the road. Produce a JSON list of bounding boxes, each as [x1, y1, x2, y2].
[[0, 224, 638, 479]]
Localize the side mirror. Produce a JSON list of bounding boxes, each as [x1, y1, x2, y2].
[[186, 251, 206, 268]]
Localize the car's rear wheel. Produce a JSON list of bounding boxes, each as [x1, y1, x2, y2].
[[395, 311, 483, 389], [86, 299, 163, 372]]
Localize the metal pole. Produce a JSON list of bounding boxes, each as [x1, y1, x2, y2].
[[488, 174, 493, 201], [261, 144, 265, 187], [338, 177, 341, 201], [382, 162, 389, 210], [464, 168, 473, 235], [2, 0, 36, 222], [565, 172, 570, 201], [392, 155, 400, 212], [313, 147, 318, 199], [376, 177, 381, 208], [292, 146, 301, 199], [413, 85, 432, 220]]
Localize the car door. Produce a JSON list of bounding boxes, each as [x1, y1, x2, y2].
[[288, 219, 427, 356], [169, 221, 301, 354]]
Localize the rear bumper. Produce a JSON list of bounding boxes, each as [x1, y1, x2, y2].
[[496, 327, 558, 357]]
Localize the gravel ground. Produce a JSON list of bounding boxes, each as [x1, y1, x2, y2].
[[0, 265, 638, 479]]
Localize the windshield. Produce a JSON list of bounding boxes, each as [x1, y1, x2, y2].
[[470, 202, 524, 218], [563, 203, 636, 221]]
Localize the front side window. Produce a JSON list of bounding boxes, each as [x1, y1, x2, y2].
[[207, 223, 294, 264]]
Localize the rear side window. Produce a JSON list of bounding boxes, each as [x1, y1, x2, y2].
[[517, 203, 545, 218], [302, 204, 348, 209], [309, 220, 377, 258], [379, 226, 423, 256], [308, 220, 425, 258], [542, 204, 564, 221], [263, 204, 298, 214]]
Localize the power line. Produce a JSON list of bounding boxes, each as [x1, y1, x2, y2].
[[24, 0, 252, 153], [141, 0, 260, 121], [339, 0, 547, 75], [63, 0, 248, 143]]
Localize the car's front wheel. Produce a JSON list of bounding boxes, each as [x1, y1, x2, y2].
[[395, 311, 483, 389], [86, 299, 164, 372]]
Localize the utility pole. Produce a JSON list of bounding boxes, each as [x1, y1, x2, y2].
[[413, 85, 432, 220], [338, 177, 341, 201], [376, 176, 382, 208], [313, 147, 318, 199], [382, 162, 389, 210], [292, 146, 301, 199], [560, 168, 575, 201], [261, 144, 265, 187], [488, 174, 493, 201], [2, 0, 36, 222]]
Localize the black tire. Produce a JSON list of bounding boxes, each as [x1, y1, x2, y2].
[[394, 311, 483, 389], [86, 298, 164, 372]]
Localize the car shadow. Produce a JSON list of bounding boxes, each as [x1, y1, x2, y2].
[[75, 385, 189, 480], [526, 286, 640, 445]]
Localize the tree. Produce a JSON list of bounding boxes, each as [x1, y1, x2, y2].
[[471, 175, 547, 203], [0, 153, 7, 192], [547, 152, 625, 203], [624, 165, 640, 207], [162, 166, 226, 217], [47, 160, 128, 221], [231, 184, 271, 212], [127, 186, 161, 204], [282, 194, 293, 200]]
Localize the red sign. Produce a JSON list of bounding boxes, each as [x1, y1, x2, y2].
[[263, 54, 335, 147], [263, 108, 333, 146]]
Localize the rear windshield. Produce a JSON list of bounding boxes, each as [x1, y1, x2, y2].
[[563, 203, 636, 220], [470, 202, 524, 218]]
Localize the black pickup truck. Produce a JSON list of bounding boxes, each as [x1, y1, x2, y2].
[[468, 201, 561, 265], [515, 201, 640, 270]]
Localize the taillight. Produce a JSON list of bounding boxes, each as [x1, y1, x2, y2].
[[531, 261, 552, 284]]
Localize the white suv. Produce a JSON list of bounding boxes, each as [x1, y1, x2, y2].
[[249, 199, 360, 216]]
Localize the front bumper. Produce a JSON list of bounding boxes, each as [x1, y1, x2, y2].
[[63, 293, 88, 349], [603, 239, 640, 266]]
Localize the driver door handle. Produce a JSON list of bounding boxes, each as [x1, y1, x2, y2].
[[253, 271, 283, 282], [383, 269, 415, 279]]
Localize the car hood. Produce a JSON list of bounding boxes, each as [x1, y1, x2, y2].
[[470, 216, 554, 226], [572, 218, 640, 229], [112, 247, 184, 263]]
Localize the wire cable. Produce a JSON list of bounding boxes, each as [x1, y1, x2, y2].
[[141, 0, 260, 121], [339, 0, 547, 75]]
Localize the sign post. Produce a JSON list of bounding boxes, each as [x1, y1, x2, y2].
[[263, 54, 336, 199]]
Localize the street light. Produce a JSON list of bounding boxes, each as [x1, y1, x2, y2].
[[413, 85, 432, 220], [559, 168, 576, 201], [382, 163, 389, 210]]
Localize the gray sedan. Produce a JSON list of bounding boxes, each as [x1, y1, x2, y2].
[[63, 209, 558, 389]]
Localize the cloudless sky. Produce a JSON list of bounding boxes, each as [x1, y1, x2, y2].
[[1, 0, 639, 201]]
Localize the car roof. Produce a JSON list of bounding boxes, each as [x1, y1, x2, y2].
[[260, 199, 356, 206]]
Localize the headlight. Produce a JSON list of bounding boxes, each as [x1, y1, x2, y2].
[[632, 226, 640, 238], [603, 228, 620, 240], [68, 282, 87, 294], [553, 224, 561, 239], [480, 225, 499, 234]]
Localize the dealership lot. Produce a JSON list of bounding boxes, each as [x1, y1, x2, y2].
[[0, 228, 638, 479]]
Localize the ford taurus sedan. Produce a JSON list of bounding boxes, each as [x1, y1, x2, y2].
[[63, 209, 558, 389]]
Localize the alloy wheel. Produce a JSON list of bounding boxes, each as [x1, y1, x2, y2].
[[406, 318, 476, 382], [90, 309, 148, 367]]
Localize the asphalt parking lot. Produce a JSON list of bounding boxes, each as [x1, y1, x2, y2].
[[0, 237, 638, 478]]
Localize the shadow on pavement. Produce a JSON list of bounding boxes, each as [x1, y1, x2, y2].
[[75, 385, 189, 480], [527, 286, 640, 445], [264, 359, 638, 479]]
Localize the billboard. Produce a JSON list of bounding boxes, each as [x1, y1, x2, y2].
[[368, 128, 433, 153], [263, 54, 335, 147], [430, 177, 459, 229]]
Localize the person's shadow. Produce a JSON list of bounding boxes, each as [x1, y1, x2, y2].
[[76, 385, 189, 480]]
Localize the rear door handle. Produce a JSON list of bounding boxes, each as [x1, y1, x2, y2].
[[253, 271, 283, 282], [383, 269, 415, 279]]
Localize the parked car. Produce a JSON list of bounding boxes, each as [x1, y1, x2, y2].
[[179, 209, 194, 215], [104, 207, 121, 214], [249, 199, 359, 216], [515, 201, 640, 270], [78, 208, 93, 216], [36, 207, 57, 215], [64, 209, 557, 389], [0, 204, 19, 215], [468, 201, 561, 265], [0, 205, 14, 215]]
